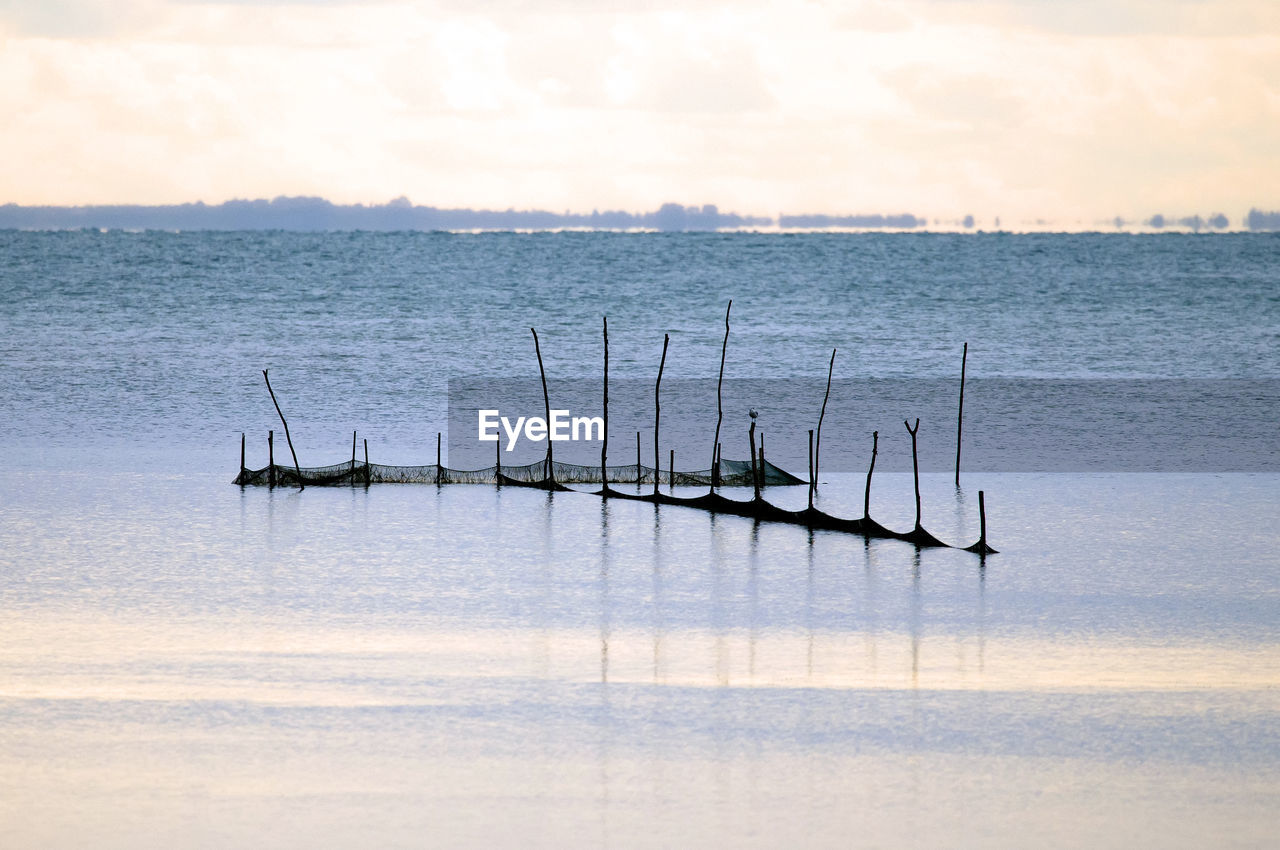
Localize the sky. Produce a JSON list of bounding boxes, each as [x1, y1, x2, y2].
[[1, 0, 1278, 224]]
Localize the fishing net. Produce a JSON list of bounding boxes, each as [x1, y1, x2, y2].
[[233, 456, 804, 488], [231, 454, 993, 552]]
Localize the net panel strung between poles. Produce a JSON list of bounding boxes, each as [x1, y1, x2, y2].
[[233, 457, 804, 488]]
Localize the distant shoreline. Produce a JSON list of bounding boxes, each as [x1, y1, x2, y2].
[[4, 197, 1273, 233]]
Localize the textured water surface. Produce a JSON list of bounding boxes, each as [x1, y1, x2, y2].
[[1, 232, 1278, 848]]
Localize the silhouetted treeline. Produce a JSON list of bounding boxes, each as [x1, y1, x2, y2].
[[778, 213, 922, 229], [0, 197, 772, 232], [1144, 213, 1231, 231], [1246, 209, 1280, 231]]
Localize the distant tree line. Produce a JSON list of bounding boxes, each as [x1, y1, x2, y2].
[[0, 197, 777, 232], [0, 197, 926, 232], [4, 197, 1276, 231], [1246, 209, 1280, 231], [777, 213, 922, 229]]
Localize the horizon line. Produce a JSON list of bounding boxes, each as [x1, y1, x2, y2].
[[2, 196, 1278, 233]]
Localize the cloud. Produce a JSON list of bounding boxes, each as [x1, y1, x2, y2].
[[881, 66, 1027, 129], [0, 0, 1277, 220], [0, 0, 161, 37], [918, 0, 1280, 37]]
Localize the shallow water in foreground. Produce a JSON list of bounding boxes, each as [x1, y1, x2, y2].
[[2, 466, 1278, 848]]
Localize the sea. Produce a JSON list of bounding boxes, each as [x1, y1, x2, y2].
[[1, 230, 1278, 848]]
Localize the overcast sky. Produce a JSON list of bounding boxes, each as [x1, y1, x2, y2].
[[1, 0, 1277, 222]]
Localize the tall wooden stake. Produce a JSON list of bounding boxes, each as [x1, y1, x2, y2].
[[602, 317, 609, 491], [956, 342, 967, 487], [978, 490, 988, 549], [530, 328, 553, 481], [654, 333, 669, 498], [748, 421, 760, 502], [710, 300, 731, 494], [268, 430, 275, 489], [350, 430, 357, 483], [807, 429, 815, 510], [239, 433, 246, 480], [636, 431, 641, 483], [905, 418, 922, 531], [863, 431, 879, 521], [815, 348, 835, 493], [262, 369, 303, 491], [715, 442, 722, 489], [363, 438, 370, 487], [669, 449, 674, 492], [495, 436, 501, 484], [752, 435, 762, 489], [436, 432, 442, 485]]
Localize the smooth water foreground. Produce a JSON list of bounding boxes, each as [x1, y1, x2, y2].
[[1, 232, 1278, 847]]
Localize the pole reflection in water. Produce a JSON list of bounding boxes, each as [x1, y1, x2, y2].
[[747, 520, 760, 682], [599, 497, 611, 685], [806, 528, 815, 680], [911, 547, 922, 689]]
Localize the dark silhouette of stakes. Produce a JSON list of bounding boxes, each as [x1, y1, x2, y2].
[[905, 418, 921, 528], [748, 413, 761, 502], [863, 431, 878, 521], [654, 333, 669, 497], [956, 341, 967, 487], [530, 328, 553, 482], [263, 369, 303, 490], [710, 300, 731, 492], [807, 429, 815, 510], [964, 490, 998, 554], [234, 312, 995, 555], [601, 317, 610, 494], [903, 417, 947, 547], [814, 348, 835, 493]]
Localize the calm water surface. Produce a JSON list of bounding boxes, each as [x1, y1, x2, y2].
[[1, 232, 1278, 847]]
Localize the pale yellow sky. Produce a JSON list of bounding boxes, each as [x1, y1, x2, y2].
[[1, 0, 1278, 223]]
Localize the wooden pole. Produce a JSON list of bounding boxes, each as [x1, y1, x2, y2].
[[636, 431, 641, 483], [715, 441, 722, 489], [748, 421, 760, 501], [956, 342, 967, 487], [815, 348, 835, 493], [495, 436, 501, 484], [239, 433, 246, 481], [530, 328, 553, 481], [267, 430, 275, 489], [654, 333, 669, 498], [807, 429, 815, 510], [602, 316, 609, 491], [863, 431, 878, 521], [710, 300, 731, 494], [978, 490, 987, 548], [669, 449, 674, 492], [262, 369, 304, 491], [436, 431, 442, 485], [351, 430, 357, 484], [905, 418, 921, 530], [363, 438, 370, 487], [752, 432, 762, 491]]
